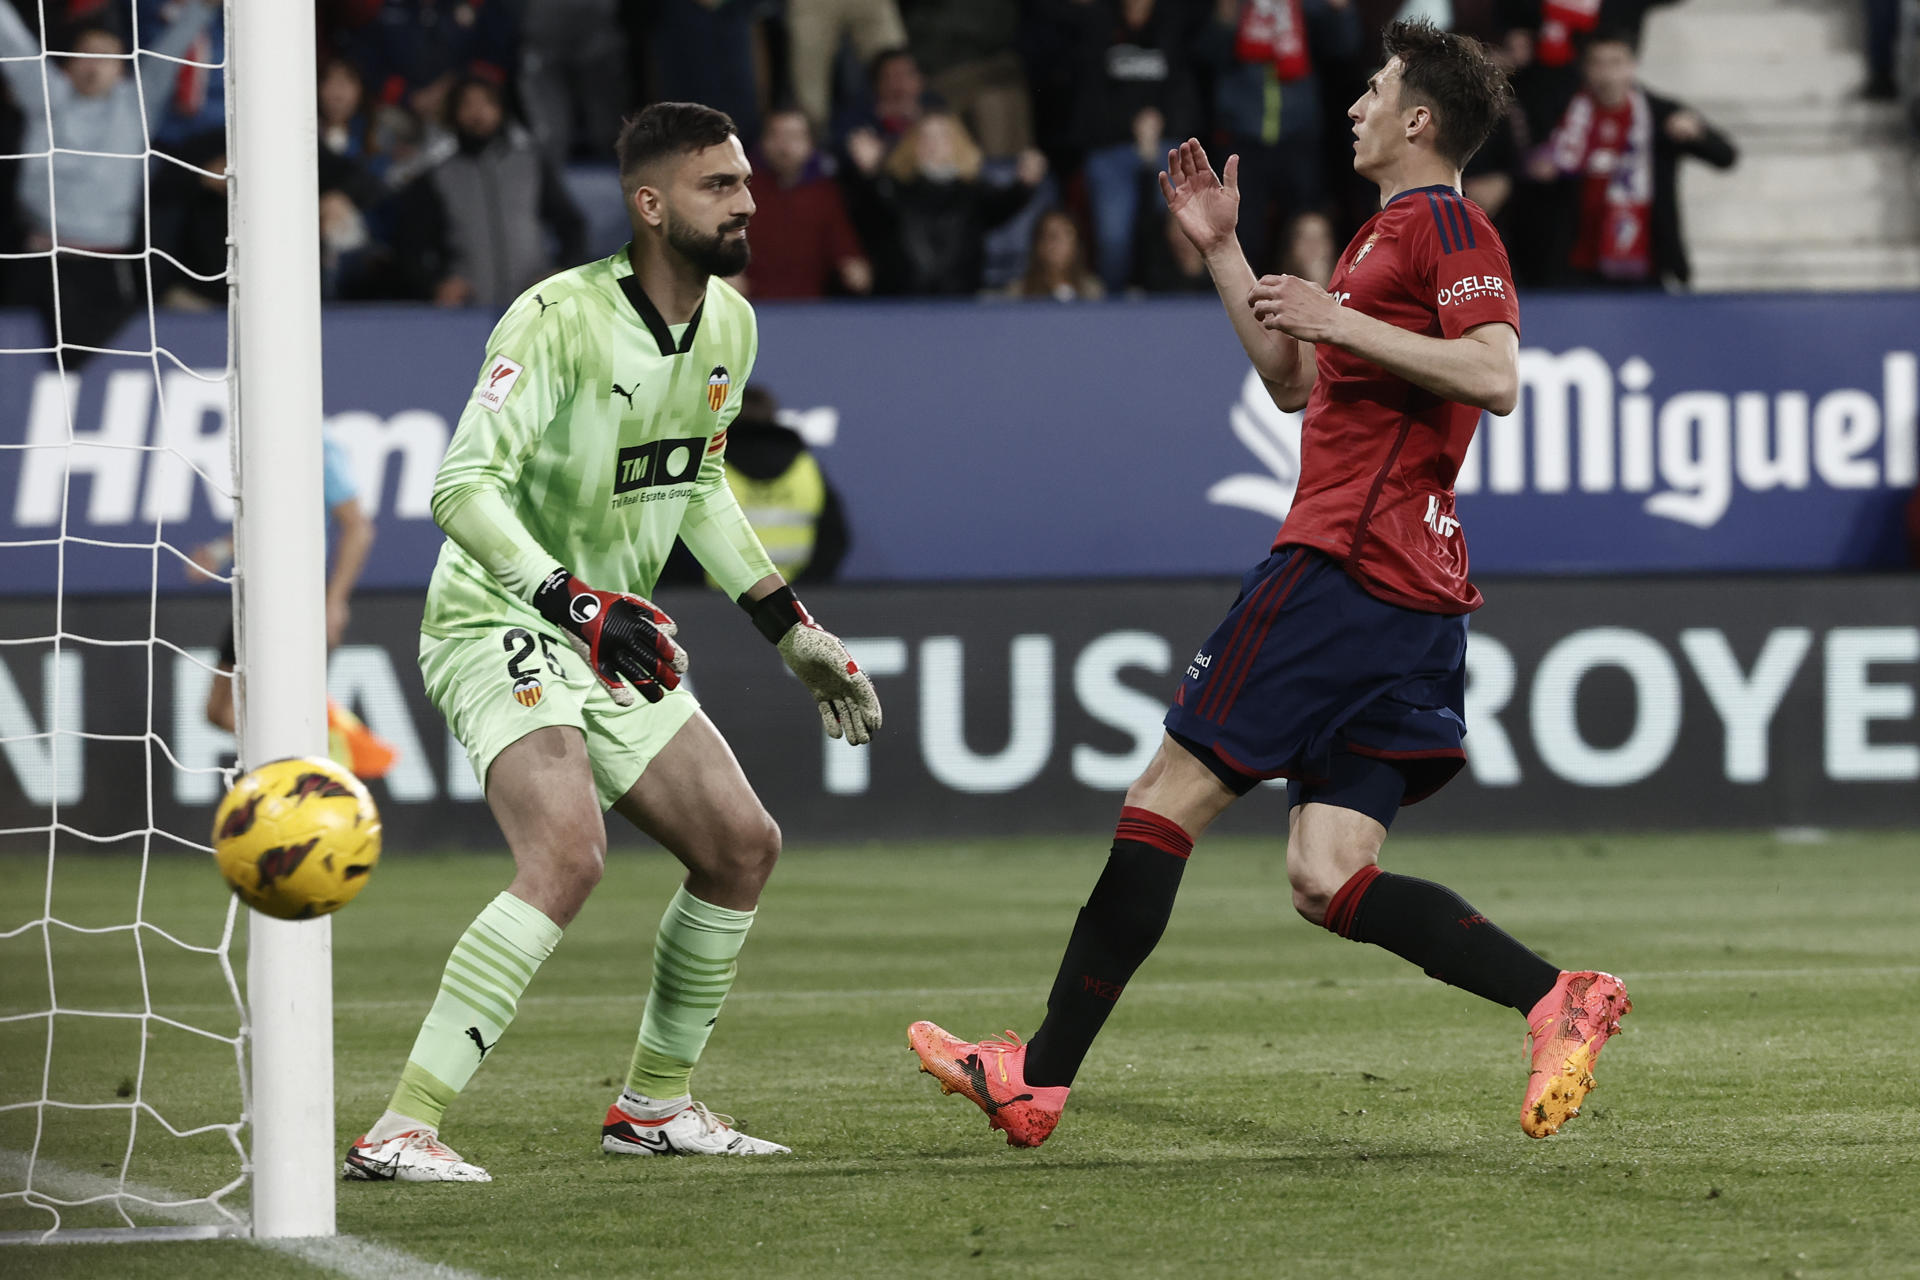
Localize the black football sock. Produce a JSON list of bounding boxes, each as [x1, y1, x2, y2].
[[1323, 866, 1559, 1014], [1023, 808, 1192, 1088]]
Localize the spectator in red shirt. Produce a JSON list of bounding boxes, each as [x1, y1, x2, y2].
[[741, 107, 873, 299], [1529, 29, 1735, 289]]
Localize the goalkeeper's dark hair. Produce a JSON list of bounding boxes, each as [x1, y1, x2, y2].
[[1381, 19, 1511, 167], [616, 102, 739, 196]]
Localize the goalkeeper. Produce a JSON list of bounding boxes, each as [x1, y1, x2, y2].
[[344, 102, 881, 1183]]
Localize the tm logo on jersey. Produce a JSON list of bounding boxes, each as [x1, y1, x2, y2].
[[614, 437, 706, 501]]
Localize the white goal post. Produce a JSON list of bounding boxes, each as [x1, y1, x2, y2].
[[227, 0, 335, 1241]]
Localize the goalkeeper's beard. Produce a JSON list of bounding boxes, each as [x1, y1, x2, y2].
[[666, 213, 751, 279]]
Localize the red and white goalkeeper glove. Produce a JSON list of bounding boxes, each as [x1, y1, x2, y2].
[[535, 567, 687, 707], [745, 587, 882, 745]]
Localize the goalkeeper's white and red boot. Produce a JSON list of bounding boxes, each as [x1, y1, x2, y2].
[[341, 1128, 491, 1182], [600, 1094, 790, 1156]]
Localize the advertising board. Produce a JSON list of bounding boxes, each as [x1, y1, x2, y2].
[[2, 293, 1914, 595], [3, 576, 1911, 850]]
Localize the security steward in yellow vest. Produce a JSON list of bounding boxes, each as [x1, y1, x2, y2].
[[658, 385, 849, 586]]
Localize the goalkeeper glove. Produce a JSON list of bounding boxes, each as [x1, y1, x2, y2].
[[535, 567, 687, 707], [745, 586, 882, 745]]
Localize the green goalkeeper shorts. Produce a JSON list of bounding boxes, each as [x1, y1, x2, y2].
[[420, 622, 700, 810]]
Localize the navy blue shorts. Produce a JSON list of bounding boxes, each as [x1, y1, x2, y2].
[[1163, 547, 1469, 809]]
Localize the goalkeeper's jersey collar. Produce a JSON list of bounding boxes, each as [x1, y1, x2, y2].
[[614, 244, 705, 358]]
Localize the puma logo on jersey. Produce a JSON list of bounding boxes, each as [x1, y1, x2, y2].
[[466, 1026, 497, 1060], [1424, 494, 1460, 537], [611, 382, 637, 410], [475, 357, 524, 413], [534, 293, 557, 315]]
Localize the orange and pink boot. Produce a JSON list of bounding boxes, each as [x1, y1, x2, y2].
[[908, 1022, 1069, 1148], [1521, 970, 1632, 1137]]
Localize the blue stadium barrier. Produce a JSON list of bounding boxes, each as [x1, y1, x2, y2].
[[0, 291, 1914, 596]]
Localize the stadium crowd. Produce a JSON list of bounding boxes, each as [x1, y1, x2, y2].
[[0, 0, 1905, 330]]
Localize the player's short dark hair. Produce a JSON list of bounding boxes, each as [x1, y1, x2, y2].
[[615, 102, 738, 194], [1381, 19, 1511, 168]]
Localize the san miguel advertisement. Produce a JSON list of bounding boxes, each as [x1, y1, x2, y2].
[[1, 577, 1913, 852], [0, 292, 1915, 597]]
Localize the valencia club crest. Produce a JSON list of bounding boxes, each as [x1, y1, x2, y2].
[[707, 366, 730, 412]]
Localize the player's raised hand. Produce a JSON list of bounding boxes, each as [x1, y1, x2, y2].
[[1158, 138, 1240, 257], [1249, 274, 1344, 344], [535, 568, 688, 707]]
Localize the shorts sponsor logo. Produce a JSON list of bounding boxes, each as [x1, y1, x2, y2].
[[1438, 275, 1507, 306], [474, 357, 524, 412], [512, 674, 544, 708], [707, 366, 730, 412]]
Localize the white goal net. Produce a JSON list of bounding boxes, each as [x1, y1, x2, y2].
[[0, 0, 325, 1245]]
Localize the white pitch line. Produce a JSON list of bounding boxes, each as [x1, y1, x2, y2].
[[0, 1152, 489, 1279], [54, 962, 1920, 1022], [258, 1233, 491, 1280]]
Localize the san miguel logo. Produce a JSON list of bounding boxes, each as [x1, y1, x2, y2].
[[285, 771, 353, 802], [706, 366, 730, 412], [256, 838, 319, 890], [513, 675, 544, 708]]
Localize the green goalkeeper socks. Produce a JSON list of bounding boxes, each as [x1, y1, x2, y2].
[[625, 886, 756, 1100], [387, 891, 563, 1129]]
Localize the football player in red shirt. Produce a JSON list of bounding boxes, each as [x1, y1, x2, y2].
[[909, 21, 1630, 1149]]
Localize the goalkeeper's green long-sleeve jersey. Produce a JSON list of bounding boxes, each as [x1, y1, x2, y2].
[[422, 246, 775, 640]]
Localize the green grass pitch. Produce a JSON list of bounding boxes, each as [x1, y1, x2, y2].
[[3, 831, 1917, 1278]]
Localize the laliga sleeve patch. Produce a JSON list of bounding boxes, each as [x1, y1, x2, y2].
[[474, 357, 525, 413]]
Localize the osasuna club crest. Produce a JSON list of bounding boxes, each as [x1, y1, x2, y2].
[[707, 366, 730, 412], [1351, 232, 1380, 268]]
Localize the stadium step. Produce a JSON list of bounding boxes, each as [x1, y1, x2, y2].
[[1690, 242, 1920, 291], [1685, 98, 1908, 151], [1639, 0, 1919, 291], [1684, 187, 1918, 246], [1685, 148, 1913, 203]]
